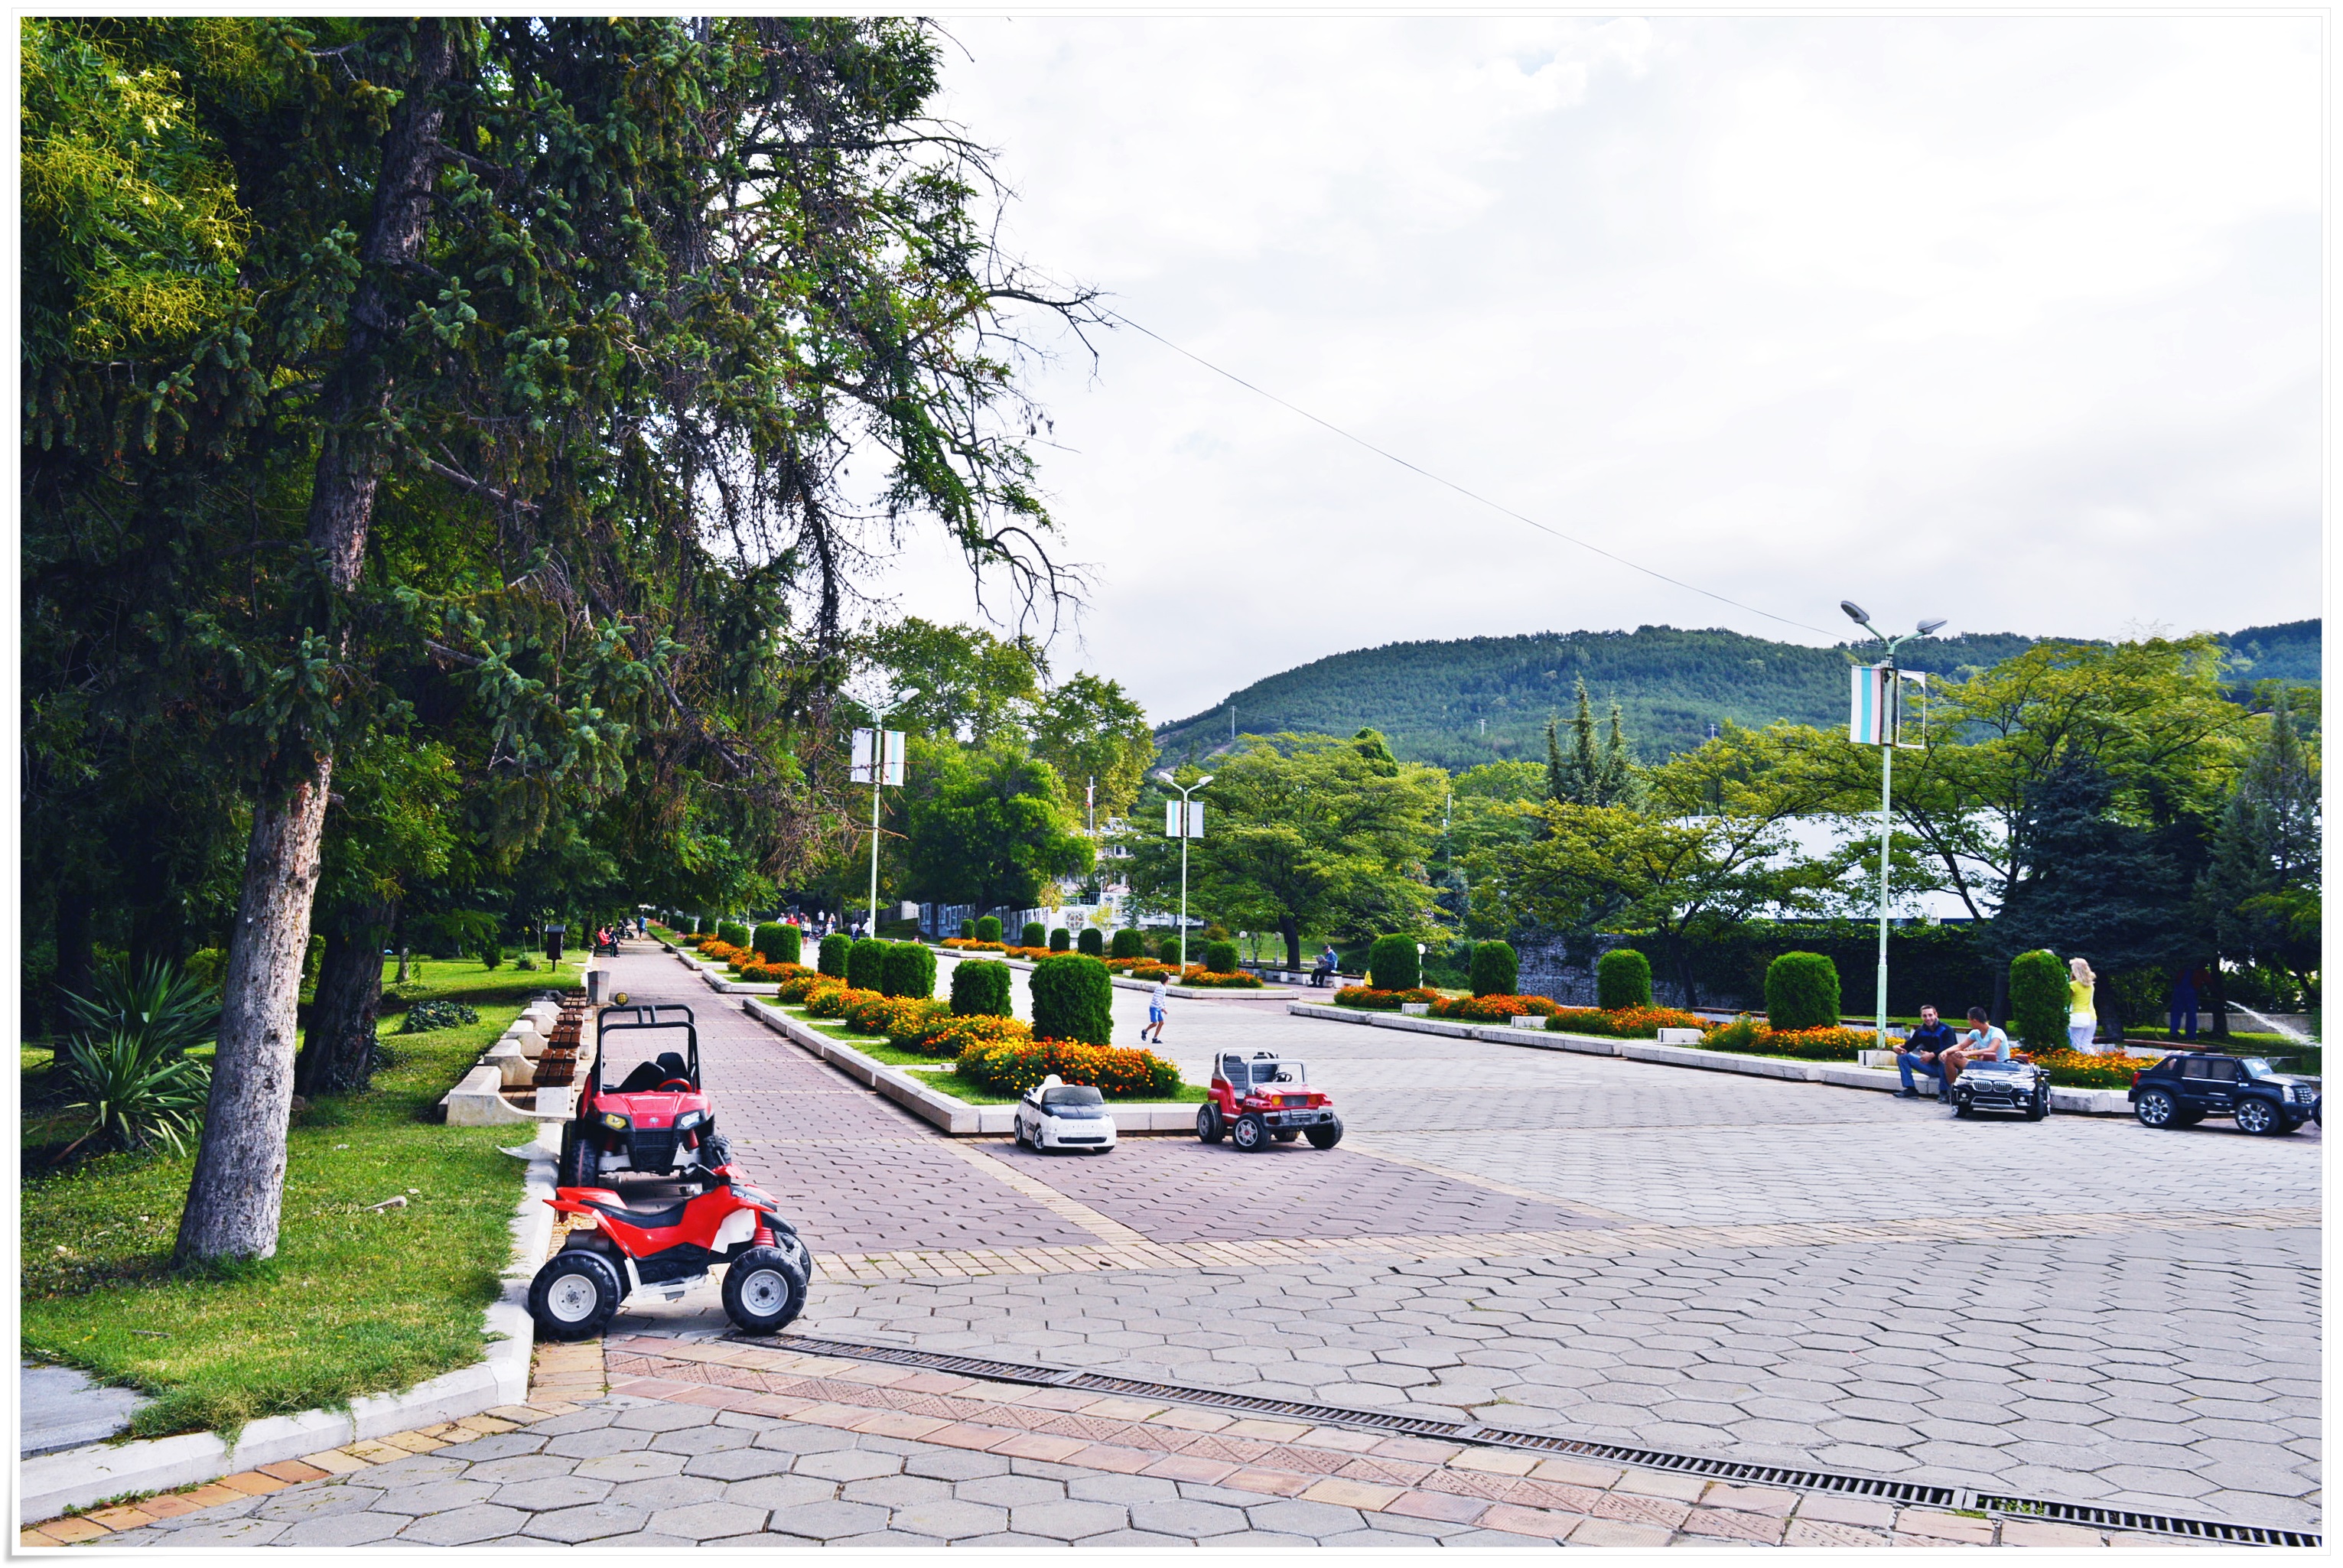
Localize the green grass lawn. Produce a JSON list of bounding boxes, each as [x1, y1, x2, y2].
[[20, 956, 581, 1442], [776, 1007, 1209, 1105]]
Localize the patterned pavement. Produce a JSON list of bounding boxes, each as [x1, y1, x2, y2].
[[50, 939, 2322, 1546]]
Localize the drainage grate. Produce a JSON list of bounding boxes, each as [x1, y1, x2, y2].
[[750, 1333, 2316, 1547], [1974, 1495, 2322, 1549]]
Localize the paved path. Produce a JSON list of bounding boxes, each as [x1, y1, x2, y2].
[[70, 940, 2320, 1545]]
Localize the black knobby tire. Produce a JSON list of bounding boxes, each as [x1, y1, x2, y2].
[[559, 1124, 597, 1189], [2236, 1097, 2286, 1136], [1196, 1104, 1224, 1144], [724, 1245, 809, 1334], [528, 1251, 623, 1341], [1273, 1129, 1300, 1143], [2134, 1088, 2179, 1129], [700, 1132, 734, 1176], [2025, 1091, 2048, 1122], [1232, 1113, 1268, 1152], [1953, 1099, 1972, 1119], [1305, 1117, 1344, 1150], [2173, 1110, 2205, 1127]]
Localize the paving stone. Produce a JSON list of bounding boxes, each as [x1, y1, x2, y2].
[[490, 1474, 613, 1512], [520, 1503, 650, 1543], [721, 1474, 840, 1511], [1244, 1498, 1367, 1537], [368, 1479, 496, 1516], [612, 1403, 712, 1433], [646, 1501, 768, 1540], [649, 1424, 758, 1456], [905, 1449, 1015, 1481], [760, 1499, 892, 1540], [888, 1498, 1014, 1540], [395, 1504, 534, 1546], [1131, 1498, 1251, 1537], [682, 1446, 803, 1482], [139, 1518, 291, 1547], [959, 1472, 1071, 1506], [574, 1450, 688, 1483], [1010, 1499, 1133, 1540], [791, 1448, 903, 1482], [606, 1474, 725, 1511], [273, 1511, 412, 1547], [1069, 1472, 1181, 1503], [254, 1485, 382, 1521]]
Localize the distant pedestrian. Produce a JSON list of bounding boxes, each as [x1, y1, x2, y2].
[[1142, 978, 1169, 1044], [2067, 958, 2098, 1052], [2169, 965, 2203, 1041]]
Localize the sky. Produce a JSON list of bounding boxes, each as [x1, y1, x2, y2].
[[866, 15, 2322, 727]]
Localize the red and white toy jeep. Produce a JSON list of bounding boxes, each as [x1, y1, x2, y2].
[[559, 1003, 730, 1190], [1196, 1050, 1342, 1151]]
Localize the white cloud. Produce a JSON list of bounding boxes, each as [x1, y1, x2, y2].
[[866, 15, 2320, 725]]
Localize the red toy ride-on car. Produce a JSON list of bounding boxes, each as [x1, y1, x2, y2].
[[1196, 1051, 1342, 1151], [559, 1004, 730, 1191], [528, 1169, 815, 1339]]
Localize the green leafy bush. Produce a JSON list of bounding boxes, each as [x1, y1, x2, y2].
[[1154, 931, 1186, 963], [975, 915, 1003, 944], [60, 956, 220, 1058], [2009, 949, 2069, 1052], [1021, 921, 1047, 949], [716, 920, 750, 949], [1077, 928, 1105, 956], [1109, 929, 1144, 960], [1764, 952, 1840, 1032], [847, 938, 889, 993], [951, 958, 1014, 1017], [1030, 953, 1113, 1046], [880, 941, 937, 1000], [818, 932, 851, 978], [753, 922, 802, 965], [1368, 935, 1420, 992], [1048, 927, 1071, 952], [1469, 941, 1518, 998], [959, 919, 975, 939], [1597, 948, 1652, 1010], [399, 999, 480, 1033], [60, 1031, 211, 1156], [1203, 940, 1240, 974]]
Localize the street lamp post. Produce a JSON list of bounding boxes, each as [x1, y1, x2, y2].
[[1840, 602, 1944, 1051], [854, 690, 917, 938], [1154, 770, 1212, 970]]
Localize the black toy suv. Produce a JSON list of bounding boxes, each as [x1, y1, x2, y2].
[[2129, 1052, 2320, 1136]]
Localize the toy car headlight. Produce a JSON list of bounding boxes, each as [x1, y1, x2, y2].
[[676, 1110, 704, 1129], [601, 1112, 629, 1131]]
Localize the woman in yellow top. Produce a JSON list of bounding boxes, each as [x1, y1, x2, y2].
[[2067, 958, 2097, 1052]]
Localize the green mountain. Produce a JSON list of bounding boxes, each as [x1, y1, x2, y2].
[[1154, 621, 2320, 769]]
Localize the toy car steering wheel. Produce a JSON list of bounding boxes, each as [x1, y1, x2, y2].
[[658, 1077, 694, 1092]]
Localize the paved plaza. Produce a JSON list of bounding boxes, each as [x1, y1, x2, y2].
[[74, 942, 2320, 1547]]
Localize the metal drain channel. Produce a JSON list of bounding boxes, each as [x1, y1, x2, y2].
[[753, 1335, 2315, 1546]]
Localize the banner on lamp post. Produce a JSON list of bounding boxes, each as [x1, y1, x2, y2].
[[1164, 801, 1203, 838]]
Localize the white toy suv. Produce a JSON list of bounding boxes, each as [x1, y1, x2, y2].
[[1014, 1076, 1118, 1153]]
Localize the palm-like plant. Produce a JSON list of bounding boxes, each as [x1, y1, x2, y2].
[[59, 1030, 213, 1157], [58, 955, 220, 1059]]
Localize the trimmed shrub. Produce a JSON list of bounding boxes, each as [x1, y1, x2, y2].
[[2009, 949, 2070, 1052], [775, 972, 829, 1004], [1764, 951, 1840, 1033], [1077, 928, 1104, 956], [847, 937, 889, 993], [818, 932, 851, 978], [957, 1036, 1179, 1099], [881, 941, 938, 1000], [716, 920, 750, 949], [1367, 935, 1420, 993], [1333, 986, 1440, 1010], [1596, 948, 1652, 1010], [975, 915, 1003, 944], [960, 918, 976, 939], [952, 958, 1014, 1017], [1048, 927, 1071, 952], [1430, 994, 1560, 1023], [1203, 940, 1240, 975], [1030, 953, 1113, 1046], [1021, 921, 1047, 949], [753, 922, 802, 966], [1469, 941, 1518, 998], [399, 999, 480, 1033], [1109, 929, 1144, 960]]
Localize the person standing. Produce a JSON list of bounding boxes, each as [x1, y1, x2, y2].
[[2067, 958, 2098, 1052], [1141, 976, 1169, 1044], [2169, 965, 2201, 1041]]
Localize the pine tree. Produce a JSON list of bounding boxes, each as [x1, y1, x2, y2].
[[1544, 717, 1567, 804], [1569, 679, 1600, 804], [2198, 689, 2320, 985], [1597, 703, 1632, 805]]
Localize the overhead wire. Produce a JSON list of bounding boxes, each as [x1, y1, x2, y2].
[[1108, 310, 1838, 639]]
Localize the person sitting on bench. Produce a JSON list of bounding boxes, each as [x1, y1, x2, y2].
[[1310, 945, 1339, 987], [1896, 1004, 1957, 1101]]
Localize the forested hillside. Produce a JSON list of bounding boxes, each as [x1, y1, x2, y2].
[[1154, 621, 2319, 767]]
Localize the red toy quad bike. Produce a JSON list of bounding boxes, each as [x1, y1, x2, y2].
[[528, 1171, 815, 1340], [1196, 1050, 1342, 1152], [558, 1004, 731, 1190]]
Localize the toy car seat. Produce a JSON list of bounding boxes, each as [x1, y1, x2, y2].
[[614, 1051, 691, 1092]]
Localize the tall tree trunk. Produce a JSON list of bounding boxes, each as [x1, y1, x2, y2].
[[1279, 913, 1301, 971], [50, 886, 95, 1037], [1990, 962, 2010, 1029], [174, 23, 454, 1266], [172, 762, 334, 1262], [297, 899, 393, 1097]]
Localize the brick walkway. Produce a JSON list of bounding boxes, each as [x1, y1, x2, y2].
[[34, 940, 2319, 1546]]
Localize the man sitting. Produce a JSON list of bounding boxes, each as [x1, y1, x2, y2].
[[1941, 1006, 2013, 1086], [1310, 945, 1339, 987], [1896, 1004, 1958, 1101]]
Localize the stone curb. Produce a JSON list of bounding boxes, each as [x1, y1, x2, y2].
[[18, 1147, 555, 1523], [658, 942, 783, 994], [1287, 1004, 2133, 1114], [740, 997, 1198, 1137]]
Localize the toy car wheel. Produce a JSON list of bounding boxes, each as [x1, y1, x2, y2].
[[2134, 1088, 2181, 1129], [1952, 1098, 1971, 1119], [1305, 1117, 1343, 1150], [1232, 1112, 1269, 1152], [723, 1246, 809, 1334], [559, 1126, 596, 1189], [2236, 1098, 2287, 1136], [528, 1251, 623, 1341], [1273, 1129, 1300, 1143], [1196, 1104, 1224, 1144], [699, 1132, 734, 1177], [2025, 1091, 2048, 1122]]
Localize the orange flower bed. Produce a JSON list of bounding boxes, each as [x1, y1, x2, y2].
[[1430, 994, 1561, 1023], [1333, 986, 1441, 1010], [941, 938, 1008, 952], [1541, 1005, 1713, 1039], [956, 1037, 1180, 1099]]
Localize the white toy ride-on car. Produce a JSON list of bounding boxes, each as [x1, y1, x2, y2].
[[1014, 1076, 1118, 1153]]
